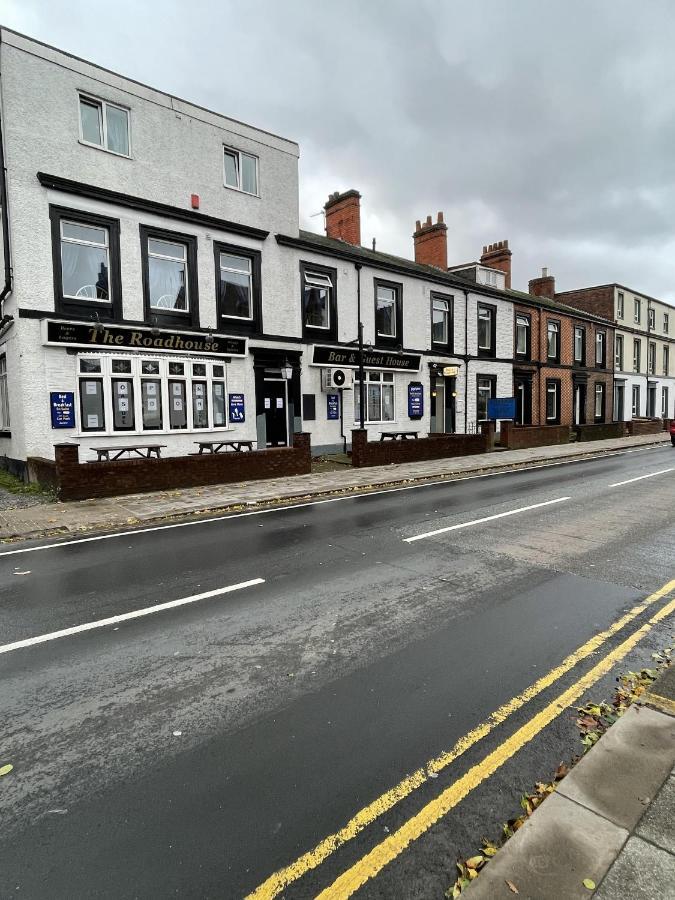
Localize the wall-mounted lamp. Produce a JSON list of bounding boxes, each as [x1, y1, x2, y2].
[[281, 364, 294, 380]]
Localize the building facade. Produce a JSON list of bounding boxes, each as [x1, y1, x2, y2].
[[551, 283, 675, 421], [0, 29, 522, 473]]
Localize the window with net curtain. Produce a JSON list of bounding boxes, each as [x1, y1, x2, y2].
[[60, 221, 110, 301], [303, 271, 332, 328], [148, 239, 188, 311], [354, 372, 394, 423], [219, 253, 252, 319], [79, 96, 129, 156], [376, 285, 396, 336]]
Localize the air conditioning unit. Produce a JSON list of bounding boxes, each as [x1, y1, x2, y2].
[[322, 368, 353, 391]]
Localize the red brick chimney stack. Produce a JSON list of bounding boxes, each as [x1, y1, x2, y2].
[[324, 190, 361, 246], [413, 212, 448, 269], [529, 266, 556, 300], [480, 239, 512, 289]]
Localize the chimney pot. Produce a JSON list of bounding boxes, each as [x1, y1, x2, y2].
[[426, 215, 432, 227], [416, 219, 421, 232], [480, 238, 513, 289], [413, 211, 448, 269], [437, 211, 444, 223], [324, 189, 361, 246], [542, 266, 548, 277]]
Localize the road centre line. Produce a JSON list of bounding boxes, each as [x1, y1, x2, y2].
[[0, 444, 662, 558], [245, 577, 675, 899], [403, 497, 570, 543], [0, 578, 264, 655], [609, 467, 675, 488], [315, 593, 675, 899]]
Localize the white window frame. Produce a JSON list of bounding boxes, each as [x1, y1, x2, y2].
[[477, 305, 494, 352], [649, 307, 655, 330], [664, 313, 669, 334], [148, 238, 190, 314], [0, 354, 9, 430], [432, 296, 450, 345], [376, 284, 398, 338], [648, 341, 656, 375], [515, 314, 529, 356], [617, 291, 624, 318], [664, 345, 670, 377], [596, 331, 605, 366], [78, 93, 131, 157], [353, 371, 396, 424], [615, 334, 624, 370], [223, 146, 259, 196], [633, 339, 641, 373], [662, 386, 669, 418], [632, 384, 640, 417], [547, 321, 560, 360], [219, 252, 253, 321], [634, 298, 641, 324], [303, 270, 332, 330], [574, 326, 585, 363], [594, 383, 605, 419], [60, 219, 111, 303], [76, 354, 229, 437], [546, 382, 559, 422]]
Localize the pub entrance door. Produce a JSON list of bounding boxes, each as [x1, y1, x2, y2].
[[262, 378, 288, 447]]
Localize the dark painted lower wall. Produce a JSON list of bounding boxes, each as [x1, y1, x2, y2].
[[47, 434, 312, 501], [573, 422, 625, 441], [350, 429, 488, 468], [626, 419, 666, 436]]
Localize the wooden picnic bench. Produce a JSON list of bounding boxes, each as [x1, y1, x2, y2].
[[379, 431, 419, 441], [194, 440, 255, 454], [91, 444, 166, 461]]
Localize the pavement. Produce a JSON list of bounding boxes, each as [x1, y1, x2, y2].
[[2, 440, 675, 898], [466, 666, 675, 900], [0, 431, 670, 542]]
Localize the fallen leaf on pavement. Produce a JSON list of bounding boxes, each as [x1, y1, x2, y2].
[[0, 764, 13, 776], [506, 880, 519, 894], [583, 878, 596, 890]]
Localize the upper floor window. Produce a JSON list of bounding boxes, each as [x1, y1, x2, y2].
[[633, 339, 641, 372], [223, 146, 258, 195], [79, 94, 130, 157], [574, 326, 585, 364], [615, 334, 624, 370], [141, 226, 199, 327], [215, 243, 262, 333], [483, 270, 498, 286], [596, 331, 606, 367], [431, 294, 452, 347], [664, 345, 670, 377], [477, 303, 496, 356], [50, 205, 122, 319], [664, 312, 669, 333], [617, 291, 624, 318], [374, 279, 402, 345], [649, 307, 655, 330], [547, 320, 560, 362], [648, 341, 656, 375], [515, 313, 530, 358], [301, 262, 337, 340], [634, 298, 641, 324]]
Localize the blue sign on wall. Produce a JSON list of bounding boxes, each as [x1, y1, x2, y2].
[[327, 393, 340, 420], [228, 393, 245, 423], [487, 397, 517, 420], [50, 391, 75, 429], [408, 382, 424, 419]]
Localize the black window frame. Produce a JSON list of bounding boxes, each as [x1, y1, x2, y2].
[[595, 330, 606, 368], [373, 277, 403, 349], [140, 224, 200, 329], [477, 302, 497, 358], [430, 291, 453, 352], [300, 260, 338, 342], [50, 205, 122, 321], [573, 325, 586, 366], [476, 373, 497, 422], [545, 378, 561, 424], [514, 312, 531, 360], [546, 319, 561, 363], [594, 381, 606, 422], [213, 240, 262, 335]]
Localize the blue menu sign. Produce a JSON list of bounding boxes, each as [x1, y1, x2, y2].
[[327, 393, 340, 420], [228, 393, 245, 423], [487, 397, 516, 420], [408, 382, 423, 419], [50, 391, 75, 429]]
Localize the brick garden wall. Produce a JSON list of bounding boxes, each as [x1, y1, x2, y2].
[[25, 456, 58, 488], [499, 421, 570, 450], [574, 422, 625, 441], [50, 434, 312, 501], [351, 429, 488, 468], [626, 419, 666, 436]]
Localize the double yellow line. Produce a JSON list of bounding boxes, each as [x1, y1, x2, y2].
[[247, 579, 675, 900]]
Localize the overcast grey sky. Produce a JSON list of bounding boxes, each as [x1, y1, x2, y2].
[[4, 0, 675, 298]]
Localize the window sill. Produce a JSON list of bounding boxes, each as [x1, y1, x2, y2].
[[223, 184, 260, 200], [78, 139, 132, 160]]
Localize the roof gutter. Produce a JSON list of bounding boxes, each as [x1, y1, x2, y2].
[[0, 32, 13, 315]]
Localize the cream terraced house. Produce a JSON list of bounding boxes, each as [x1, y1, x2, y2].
[[0, 28, 522, 474], [555, 283, 675, 421]]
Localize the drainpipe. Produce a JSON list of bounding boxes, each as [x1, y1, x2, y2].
[[0, 34, 12, 315], [463, 289, 469, 433], [355, 262, 365, 431]]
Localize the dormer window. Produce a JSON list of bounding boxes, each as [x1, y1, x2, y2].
[[79, 94, 130, 157]]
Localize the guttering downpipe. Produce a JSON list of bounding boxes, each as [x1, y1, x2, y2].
[[0, 33, 13, 313], [463, 289, 469, 433], [355, 262, 365, 431]]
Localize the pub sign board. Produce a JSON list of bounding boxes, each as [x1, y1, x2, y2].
[[44, 320, 246, 358], [228, 393, 245, 423], [408, 382, 424, 419], [487, 397, 517, 420], [312, 345, 421, 372], [50, 391, 75, 428], [326, 393, 340, 420]]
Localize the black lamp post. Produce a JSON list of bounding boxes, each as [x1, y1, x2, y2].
[[355, 262, 366, 430]]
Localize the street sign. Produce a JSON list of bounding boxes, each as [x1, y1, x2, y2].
[[487, 397, 516, 420], [50, 391, 75, 428], [408, 382, 424, 419], [228, 393, 245, 423], [326, 394, 340, 420]]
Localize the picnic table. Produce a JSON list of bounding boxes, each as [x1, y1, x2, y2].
[[194, 440, 255, 454], [379, 431, 419, 441], [91, 444, 166, 461]]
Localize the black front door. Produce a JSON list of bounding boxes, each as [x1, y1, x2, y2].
[[514, 377, 532, 425], [263, 379, 288, 447]]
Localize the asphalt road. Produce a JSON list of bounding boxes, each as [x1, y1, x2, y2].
[[2, 444, 675, 899]]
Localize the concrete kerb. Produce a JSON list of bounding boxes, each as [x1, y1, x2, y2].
[[0, 434, 670, 544], [466, 664, 675, 899]]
